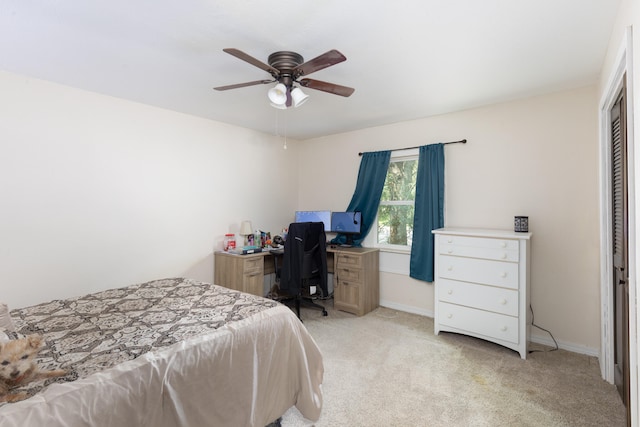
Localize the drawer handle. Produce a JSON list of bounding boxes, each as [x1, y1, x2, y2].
[[447, 289, 453, 295], [499, 272, 507, 278], [447, 313, 453, 319], [447, 238, 453, 243], [447, 249, 453, 254], [499, 298, 507, 305], [500, 326, 508, 332], [500, 241, 507, 248], [501, 253, 507, 259], [447, 266, 453, 271]]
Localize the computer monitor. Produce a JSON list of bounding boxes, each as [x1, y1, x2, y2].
[[294, 210, 331, 232], [330, 211, 362, 245]]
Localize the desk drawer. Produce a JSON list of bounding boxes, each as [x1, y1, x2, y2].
[[438, 278, 518, 316], [243, 257, 263, 273], [336, 253, 362, 269], [336, 266, 362, 284], [438, 301, 519, 344], [438, 255, 518, 289]]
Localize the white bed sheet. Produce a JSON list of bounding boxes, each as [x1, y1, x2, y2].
[[0, 304, 323, 427]]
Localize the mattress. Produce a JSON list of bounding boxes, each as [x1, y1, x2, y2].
[[0, 278, 323, 426]]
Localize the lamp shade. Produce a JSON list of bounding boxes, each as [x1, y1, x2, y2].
[[268, 83, 287, 105], [240, 221, 253, 235], [291, 87, 309, 107]]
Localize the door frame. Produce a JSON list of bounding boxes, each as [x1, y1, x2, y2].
[[599, 26, 637, 426]]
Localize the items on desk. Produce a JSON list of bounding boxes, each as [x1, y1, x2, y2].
[[229, 245, 263, 255], [239, 220, 254, 245], [223, 233, 236, 252], [273, 235, 285, 246], [261, 231, 271, 247]]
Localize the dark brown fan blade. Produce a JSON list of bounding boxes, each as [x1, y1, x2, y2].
[[299, 78, 355, 97], [223, 48, 280, 76], [293, 49, 347, 77], [213, 79, 273, 91]]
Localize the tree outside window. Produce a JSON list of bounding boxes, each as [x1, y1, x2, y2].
[[377, 157, 417, 247]]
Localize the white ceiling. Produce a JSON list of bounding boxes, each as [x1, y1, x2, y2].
[[0, 0, 621, 140]]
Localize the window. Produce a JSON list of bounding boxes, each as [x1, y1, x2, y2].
[[376, 154, 418, 249]]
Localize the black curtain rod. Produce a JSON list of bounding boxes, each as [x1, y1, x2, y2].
[[358, 139, 467, 156]]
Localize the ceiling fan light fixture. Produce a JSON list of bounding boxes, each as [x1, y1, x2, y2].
[[291, 87, 309, 108], [270, 102, 288, 110], [268, 83, 287, 105]]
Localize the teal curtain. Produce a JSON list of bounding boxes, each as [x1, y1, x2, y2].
[[410, 144, 444, 282], [333, 150, 391, 246]]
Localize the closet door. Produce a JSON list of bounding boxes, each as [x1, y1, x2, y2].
[[611, 77, 630, 416]]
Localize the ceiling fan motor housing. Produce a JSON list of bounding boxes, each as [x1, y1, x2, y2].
[[268, 51, 304, 85]]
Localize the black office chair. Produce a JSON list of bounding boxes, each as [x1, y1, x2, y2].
[[278, 222, 328, 320]]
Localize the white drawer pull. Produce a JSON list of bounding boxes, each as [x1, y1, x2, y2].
[[447, 266, 453, 271], [499, 298, 507, 305], [501, 253, 507, 259], [447, 238, 453, 243], [500, 326, 508, 332], [499, 272, 507, 278], [500, 241, 507, 248], [447, 289, 453, 295], [447, 313, 453, 319], [447, 249, 453, 254]]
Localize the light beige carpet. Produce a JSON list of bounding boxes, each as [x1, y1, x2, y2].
[[281, 301, 626, 427]]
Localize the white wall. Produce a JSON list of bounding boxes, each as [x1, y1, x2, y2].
[[299, 86, 601, 353], [0, 70, 299, 309], [0, 68, 604, 355]]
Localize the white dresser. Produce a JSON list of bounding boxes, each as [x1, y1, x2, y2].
[[432, 228, 532, 359]]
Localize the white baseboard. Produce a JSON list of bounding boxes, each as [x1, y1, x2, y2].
[[530, 333, 599, 357], [379, 300, 433, 318], [379, 300, 599, 358]]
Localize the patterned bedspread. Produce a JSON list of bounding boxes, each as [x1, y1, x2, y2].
[[6, 277, 278, 401]]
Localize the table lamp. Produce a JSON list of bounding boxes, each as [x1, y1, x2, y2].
[[240, 220, 253, 246]]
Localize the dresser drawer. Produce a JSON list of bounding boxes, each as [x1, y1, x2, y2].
[[440, 235, 519, 251], [438, 301, 519, 344], [440, 236, 519, 262], [438, 278, 518, 316], [440, 244, 519, 262], [438, 255, 519, 289]]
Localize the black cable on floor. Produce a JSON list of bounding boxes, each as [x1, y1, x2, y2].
[[529, 304, 559, 353]]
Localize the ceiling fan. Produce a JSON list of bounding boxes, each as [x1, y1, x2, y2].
[[214, 48, 355, 108]]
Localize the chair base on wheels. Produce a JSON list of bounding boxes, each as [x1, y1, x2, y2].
[[274, 290, 328, 321], [292, 294, 328, 320]]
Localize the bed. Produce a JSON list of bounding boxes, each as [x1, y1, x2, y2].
[[0, 277, 323, 426]]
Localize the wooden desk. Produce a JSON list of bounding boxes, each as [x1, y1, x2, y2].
[[214, 246, 380, 316]]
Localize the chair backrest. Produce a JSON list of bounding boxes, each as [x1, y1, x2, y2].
[[280, 222, 328, 296]]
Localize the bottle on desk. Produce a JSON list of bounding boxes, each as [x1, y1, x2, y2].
[[223, 234, 236, 252]]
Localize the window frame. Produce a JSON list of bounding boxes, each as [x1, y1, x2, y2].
[[368, 149, 419, 253]]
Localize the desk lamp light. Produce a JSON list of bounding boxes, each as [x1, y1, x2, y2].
[[240, 220, 253, 246]]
